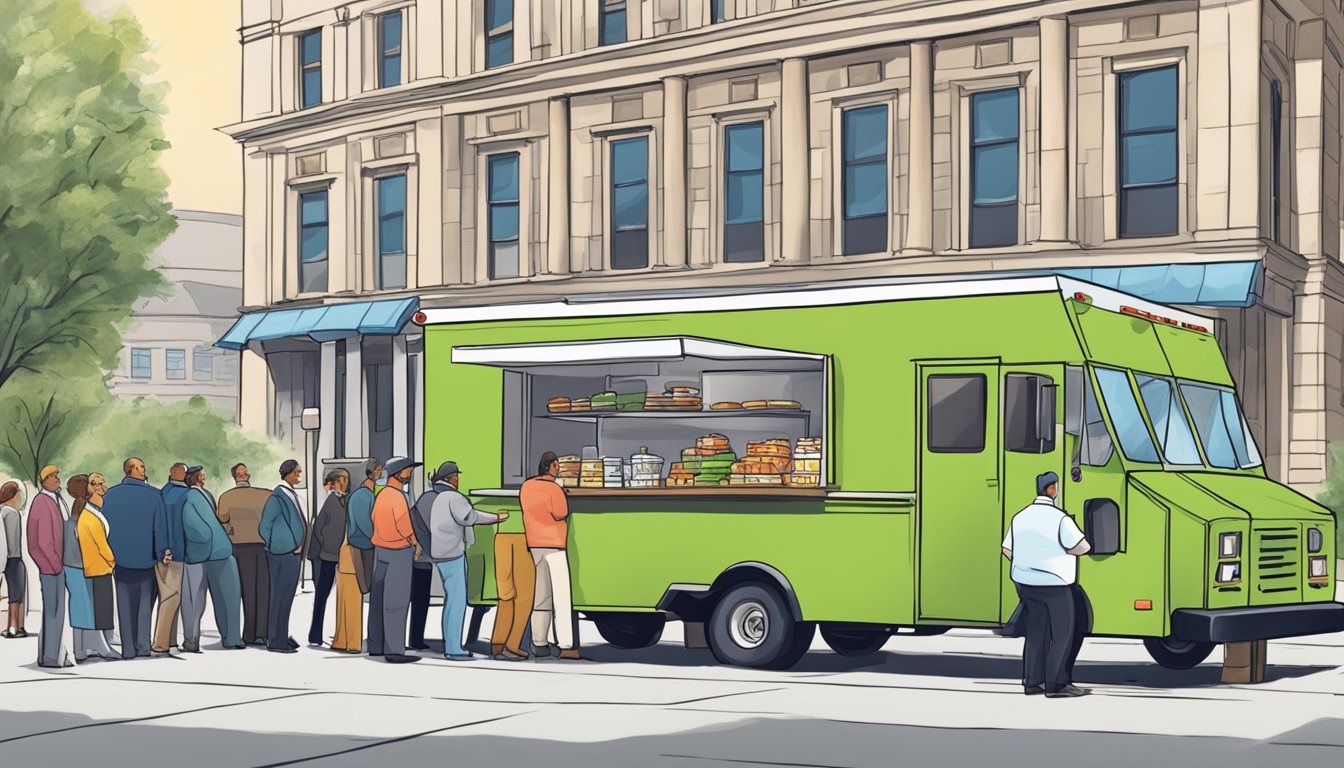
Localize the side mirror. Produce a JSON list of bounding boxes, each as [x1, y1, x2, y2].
[[1035, 383, 1058, 443], [1083, 498, 1121, 555]]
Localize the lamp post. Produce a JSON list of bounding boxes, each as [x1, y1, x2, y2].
[[300, 407, 321, 588]]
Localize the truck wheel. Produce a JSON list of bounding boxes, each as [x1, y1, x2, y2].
[[593, 614, 666, 649], [820, 626, 888, 657], [708, 582, 814, 670], [1143, 636, 1215, 669]]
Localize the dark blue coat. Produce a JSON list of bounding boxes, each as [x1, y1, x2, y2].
[[104, 477, 165, 570], [159, 481, 189, 561]]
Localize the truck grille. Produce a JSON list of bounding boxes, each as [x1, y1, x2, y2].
[[1254, 526, 1301, 598]]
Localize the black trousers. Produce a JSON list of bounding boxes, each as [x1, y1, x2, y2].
[[113, 567, 156, 659], [235, 544, 270, 644], [307, 559, 337, 645], [1015, 583, 1086, 691], [265, 552, 300, 650], [408, 564, 433, 647]]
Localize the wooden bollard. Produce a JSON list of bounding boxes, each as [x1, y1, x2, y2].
[[1221, 640, 1267, 684]]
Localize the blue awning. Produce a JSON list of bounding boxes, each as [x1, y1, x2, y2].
[[216, 297, 419, 350], [1055, 261, 1263, 308]]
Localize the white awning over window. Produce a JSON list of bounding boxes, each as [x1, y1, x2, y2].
[[451, 336, 824, 368]]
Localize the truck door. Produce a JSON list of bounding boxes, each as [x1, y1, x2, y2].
[[999, 365, 1065, 622], [918, 363, 1001, 623]]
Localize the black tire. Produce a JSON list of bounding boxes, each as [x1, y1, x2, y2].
[[708, 582, 813, 670], [1143, 636, 1216, 669], [592, 613, 666, 649], [820, 626, 888, 657]]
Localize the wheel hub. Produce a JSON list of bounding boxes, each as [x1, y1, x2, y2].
[[729, 600, 768, 649]]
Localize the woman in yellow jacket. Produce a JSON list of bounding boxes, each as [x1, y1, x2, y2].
[[78, 473, 118, 653]]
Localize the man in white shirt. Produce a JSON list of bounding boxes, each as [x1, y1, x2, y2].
[[1002, 471, 1092, 698]]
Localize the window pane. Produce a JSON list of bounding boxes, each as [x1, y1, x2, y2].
[[300, 192, 327, 224], [601, 7, 627, 45], [486, 0, 513, 29], [300, 257, 328, 294], [1135, 374, 1201, 465], [844, 160, 887, 218], [725, 123, 764, 171], [1004, 374, 1055, 454], [300, 226, 327, 264], [490, 241, 520, 280], [377, 174, 407, 217], [301, 31, 321, 64], [488, 155, 519, 201], [711, 0, 726, 23], [193, 351, 213, 382], [843, 214, 886, 256], [486, 33, 512, 69], [1121, 132, 1177, 186], [131, 349, 151, 379], [380, 250, 406, 290], [843, 105, 887, 162], [612, 183, 648, 230], [724, 222, 764, 263], [725, 171, 763, 224], [302, 70, 321, 108], [972, 89, 1018, 143], [381, 53, 401, 88], [928, 374, 986, 453], [970, 203, 1016, 249], [1094, 368, 1160, 463], [611, 228, 649, 270], [972, 143, 1018, 204], [1119, 185, 1178, 238], [166, 349, 186, 381], [611, 137, 648, 185], [381, 11, 402, 52], [489, 202, 519, 240], [1120, 66, 1177, 133]]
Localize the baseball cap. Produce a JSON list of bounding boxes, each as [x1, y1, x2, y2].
[[384, 456, 422, 476], [431, 461, 461, 484]]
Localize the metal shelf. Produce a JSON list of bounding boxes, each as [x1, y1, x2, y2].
[[540, 409, 811, 423]]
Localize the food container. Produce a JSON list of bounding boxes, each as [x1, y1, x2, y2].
[[627, 447, 665, 488], [602, 456, 625, 488], [580, 459, 605, 489], [557, 455, 582, 488]]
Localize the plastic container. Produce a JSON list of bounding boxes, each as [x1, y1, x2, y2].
[[628, 447, 665, 488]]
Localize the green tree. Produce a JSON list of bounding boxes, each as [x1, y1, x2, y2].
[[0, 362, 111, 484], [1317, 442, 1344, 553], [0, 0, 174, 395]]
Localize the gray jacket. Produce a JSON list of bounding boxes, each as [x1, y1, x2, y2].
[[424, 483, 499, 562], [1, 504, 21, 559]]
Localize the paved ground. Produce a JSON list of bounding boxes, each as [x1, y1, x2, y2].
[[0, 585, 1341, 767]]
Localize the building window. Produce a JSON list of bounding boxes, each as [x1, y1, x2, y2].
[[376, 174, 407, 290], [710, 0, 726, 23], [193, 350, 214, 382], [299, 29, 321, 109], [131, 348, 152, 380], [724, 121, 765, 263], [299, 189, 329, 294], [841, 104, 888, 255], [378, 10, 403, 88], [487, 153, 521, 280], [1270, 80, 1282, 243], [165, 349, 186, 381], [969, 89, 1019, 248], [1118, 65, 1178, 238], [600, 0, 627, 46], [485, 0, 512, 69], [611, 136, 649, 270]]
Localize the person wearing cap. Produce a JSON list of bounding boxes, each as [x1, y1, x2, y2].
[[216, 463, 272, 646], [152, 462, 190, 654], [306, 469, 349, 648], [104, 457, 167, 659], [182, 466, 245, 651], [369, 456, 422, 664], [1002, 471, 1092, 699], [422, 461, 505, 661], [522, 452, 582, 660], [259, 460, 306, 653], [28, 465, 73, 667]]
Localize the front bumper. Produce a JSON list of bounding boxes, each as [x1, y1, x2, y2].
[[1172, 602, 1344, 643]]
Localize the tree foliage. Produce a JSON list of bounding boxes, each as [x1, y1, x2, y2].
[[0, 0, 174, 395], [0, 362, 111, 485], [1316, 443, 1344, 553]]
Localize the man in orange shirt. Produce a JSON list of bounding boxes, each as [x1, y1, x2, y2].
[[522, 452, 581, 660], [369, 456, 423, 664]]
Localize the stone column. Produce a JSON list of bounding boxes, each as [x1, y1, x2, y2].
[[391, 335, 409, 459], [318, 341, 337, 467], [906, 42, 934, 253], [238, 346, 271, 435], [548, 96, 572, 275], [1039, 18, 1068, 242], [344, 338, 365, 458], [781, 58, 810, 263], [663, 76, 688, 268]]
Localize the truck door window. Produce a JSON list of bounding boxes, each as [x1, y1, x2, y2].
[[1067, 366, 1114, 467], [1179, 383, 1264, 469], [928, 374, 986, 453], [1005, 373, 1055, 453], [1134, 374, 1201, 465], [1094, 368, 1161, 464]]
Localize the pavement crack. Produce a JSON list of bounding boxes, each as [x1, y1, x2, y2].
[[245, 712, 531, 768]]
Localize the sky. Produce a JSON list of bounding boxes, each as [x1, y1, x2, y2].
[[83, 0, 242, 215]]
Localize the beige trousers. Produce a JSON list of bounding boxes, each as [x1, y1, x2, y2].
[[530, 548, 575, 650], [152, 561, 182, 652]]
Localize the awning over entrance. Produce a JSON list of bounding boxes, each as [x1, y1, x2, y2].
[[215, 297, 418, 350], [450, 336, 824, 368], [1054, 261, 1262, 308]]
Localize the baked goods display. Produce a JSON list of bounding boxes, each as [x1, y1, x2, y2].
[[788, 437, 823, 487], [557, 455, 582, 488], [545, 385, 802, 414]]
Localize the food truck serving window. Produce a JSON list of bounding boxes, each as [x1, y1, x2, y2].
[[451, 337, 829, 493]]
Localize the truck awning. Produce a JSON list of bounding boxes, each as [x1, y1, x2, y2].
[[451, 336, 824, 367], [215, 297, 419, 350], [1055, 261, 1262, 308]]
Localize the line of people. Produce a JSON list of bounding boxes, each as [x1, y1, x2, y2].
[[0, 450, 584, 666]]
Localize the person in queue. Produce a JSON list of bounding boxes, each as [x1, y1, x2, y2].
[[369, 456, 422, 664], [104, 457, 165, 659], [216, 463, 271, 646], [424, 461, 504, 661], [64, 474, 115, 661], [307, 469, 348, 648], [259, 460, 306, 654], [522, 452, 582, 661], [154, 462, 189, 654], [182, 466, 246, 650], [346, 458, 381, 601], [1, 481, 30, 639], [28, 465, 73, 667], [78, 474, 118, 657]]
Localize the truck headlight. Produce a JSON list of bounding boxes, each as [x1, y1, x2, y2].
[[1219, 532, 1241, 559], [1216, 562, 1241, 584], [1309, 556, 1329, 580], [1308, 528, 1323, 553]]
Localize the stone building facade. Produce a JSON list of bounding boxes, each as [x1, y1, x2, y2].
[[223, 0, 1344, 492]]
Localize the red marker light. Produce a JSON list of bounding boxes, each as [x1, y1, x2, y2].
[[413, 311, 427, 325], [1073, 292, 1092, 303], [1134, 599, 1153, 611]]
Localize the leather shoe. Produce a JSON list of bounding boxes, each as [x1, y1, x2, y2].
[[286, 637, 299, 649], [558, 648, 584, 660], [385, 654, 421, 664], [532, 644, 553, 658], [267, 646, 298, 654], [1045, 684, 1090, 699], [409, 642, 431, 651], [1024, 685, 1045, 696]]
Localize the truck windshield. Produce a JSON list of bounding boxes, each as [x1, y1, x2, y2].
[[1134, 374, 1201, 465], [1178, 383, 1264, 469], [1094, 368, 1161, 463]]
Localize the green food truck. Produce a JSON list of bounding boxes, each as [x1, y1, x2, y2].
[[417, 275, 1343, 670]]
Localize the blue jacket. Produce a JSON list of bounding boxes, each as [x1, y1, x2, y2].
[[259, 486, 305, 556], [103, 477, 165, 570], [158, 481, 189, 561], [182, 488, 232, 564], [345, 484, 377, 550]]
